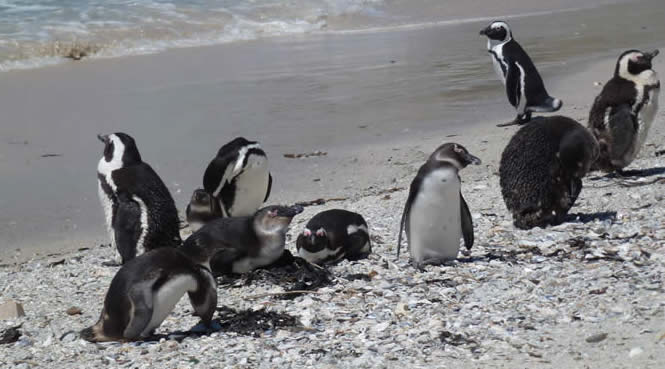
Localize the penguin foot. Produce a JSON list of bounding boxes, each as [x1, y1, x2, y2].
[[497, 113, 533, 127], [101, 260, 122, 267]]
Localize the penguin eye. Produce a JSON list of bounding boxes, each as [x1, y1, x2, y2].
[[303, 229, 312, 237], [268, 210, 277, 217]]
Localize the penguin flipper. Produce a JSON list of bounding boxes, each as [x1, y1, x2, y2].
[[397, 175, 422, 259], [264, 173, 273, 203], [114, 194, 142, 264], [123, 281, 155, 340], [609, 104, 638, 160], [187, 270, 217, 324], [460, 193, 474, 250], [203, 153, 238, 198], [505, 61, 521, 109], [346, 231, 371, 260]]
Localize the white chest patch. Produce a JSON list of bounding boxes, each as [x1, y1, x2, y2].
[[98, 179, 116, 246], [228, 154, 270, 217], [141, 275, 198, 337], [298, 246, 343, 264], [489, 42, 508, 84], [232, 232, 284, 273], [408, 167, 461, 263]]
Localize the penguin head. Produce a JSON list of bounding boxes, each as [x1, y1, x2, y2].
[[480, 21, 512, 43], [190, 188, 213, 206], [216, 136, 256, 157], [254, 204, 304, 235], [615, 49, 659, 79], [296, 227, 329, 252], [97, 132, 142, 170], [429, 143, 482, 170]]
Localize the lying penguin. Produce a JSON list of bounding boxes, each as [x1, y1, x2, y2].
[[500, 116, 598, 229], [185, 188, 223, 232], [397, 143, 481, 266], [96, 132, 181, 265], [296, 209, 371, 265], [480, 21, 562, 126], [588, 49, 660, 173], [185, 205, 303, 275], [80, 236, 226, 342]]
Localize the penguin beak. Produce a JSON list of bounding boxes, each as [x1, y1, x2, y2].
[[479, 27, 487, 36], [97, 134, 109, 144], [465, 153, 482, 165], [644, 49, 659, 61]]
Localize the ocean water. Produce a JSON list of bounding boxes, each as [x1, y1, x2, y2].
[[0, 0, 628, 71]]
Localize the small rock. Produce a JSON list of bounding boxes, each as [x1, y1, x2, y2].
[[585, 333, 608, 343], [0, 299, 25, 320], [629, 347, 643, 358], [66, 306, 82, 315]]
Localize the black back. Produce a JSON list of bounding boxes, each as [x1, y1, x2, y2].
[[502, 39, 551, 107], [296, 209, 369, 256], [500, 116, 597, 229]]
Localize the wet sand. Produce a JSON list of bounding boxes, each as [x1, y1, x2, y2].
[[0, 0, 664, 262]]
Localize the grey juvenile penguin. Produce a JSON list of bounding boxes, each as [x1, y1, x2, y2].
[[80, 239, 224, 342], [203, 137, 272, 217], [184, 205, 303, 275], [186, 188, 223, 232], [500, 116, 599, 229], [397, 143, 481, 266], [296, 209, 371, 265], [480, 21, 562, 126], [97, 133, 181, 264], [588, 49, 660, 173]]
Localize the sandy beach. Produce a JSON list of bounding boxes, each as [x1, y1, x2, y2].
[[1, 0, 665, 367]]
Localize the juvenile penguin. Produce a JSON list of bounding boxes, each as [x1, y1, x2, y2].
[[80, 238, 224, 342], [97, 133, 181, 264], [500, 116, 599, 229], [588, 49, 660, 173], [397, 143, 481, 266], [296, 209, 371, 265], [185, 189, 223, 232], [184, 204, 303, 275], [480, 21, 562, 126], [203, 137, 272, 218]]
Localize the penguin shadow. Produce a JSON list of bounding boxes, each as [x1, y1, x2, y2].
[[564, 211, 617, 224], [589, 166, 665, 180]]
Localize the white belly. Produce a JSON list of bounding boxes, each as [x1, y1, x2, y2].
[[141, 275, 198, 337], [489, 42, 507, 85], [97, 179, 115, 247], [229, 154, 270, 217], [408, 168, 462, 263], [232, 237, 284, 273], [635, 87, 660, 157]]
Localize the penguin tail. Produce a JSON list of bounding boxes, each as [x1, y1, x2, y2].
[[528, 97, 562, 113], [548, 96, 563, 111]]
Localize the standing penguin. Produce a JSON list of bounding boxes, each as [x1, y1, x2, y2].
[[397, 143, 481, 266], [184, 204, 303, 275], [203, 137, 272, 218], [185, 188, 223, 232], [500, 116, 599, 229], [588, 49, 660, 173], [296, 209, 371, 265], [80, 236, 225, 342], [97, 133, 181, 265], [480, 21, 562, 126]]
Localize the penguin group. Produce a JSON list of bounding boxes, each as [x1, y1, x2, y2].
[[81, 18, 660, 342]]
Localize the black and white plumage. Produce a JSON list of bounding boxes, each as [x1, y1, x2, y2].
[[480, 21, 562, 126], [97, 133, 181, 264], [80, 239, 225, 342], [203, 137, 272, 218], [500, 116, 599, 230], [185, 188, 223, 232], [588, 49, 660, 173], [184, 205, 303, 275], [296, 209, 371, 265], [397, 143, 480, 266]]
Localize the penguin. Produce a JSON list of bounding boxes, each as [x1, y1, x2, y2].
[[185, 188, 223, 232], [203, 137, 272, 218], [397, 143, 481, 266], [79, 238, 225, 342], [500, 116, 599, 230], [480, 21, 562, 126], [97, 133, 181, 265], [296, 209, 371, 265], [184, 204, 303, 275], [588, 49, 660, 173]]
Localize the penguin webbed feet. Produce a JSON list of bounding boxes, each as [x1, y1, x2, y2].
[[101, 260, 123, 267], [410, 258, 457, 270], [496, 112, 533, 127]]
